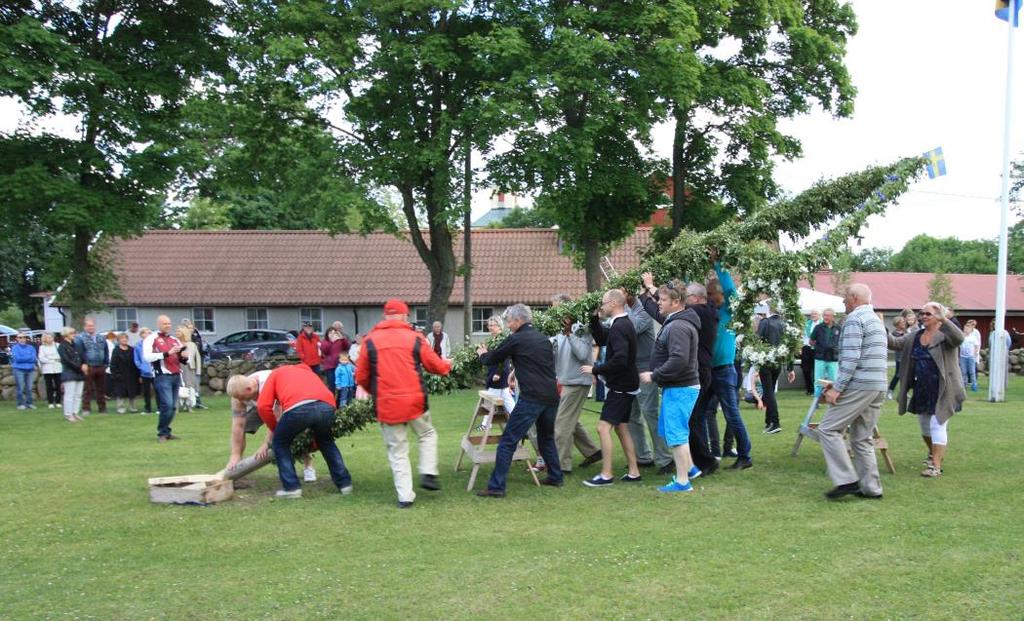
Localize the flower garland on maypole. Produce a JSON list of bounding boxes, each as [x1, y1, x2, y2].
[[287, 156, 926, 457]]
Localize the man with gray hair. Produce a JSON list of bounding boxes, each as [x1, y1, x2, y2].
[[808, 283, 888, 500], [622, 287, 668, 471], [551, 294, 601, 474], [476, 304, 564, 497]]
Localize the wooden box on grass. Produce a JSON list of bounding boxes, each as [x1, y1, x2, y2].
[[148, 474, 234, 505]]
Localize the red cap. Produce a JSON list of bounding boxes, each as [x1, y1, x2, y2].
[[383, 299, 409, 315]]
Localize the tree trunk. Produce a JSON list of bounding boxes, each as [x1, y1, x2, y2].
[[68, 228, 93, 328], [462, 142, 472, 344], [671, 107, 687, 236], [583, 237, 603, 292]]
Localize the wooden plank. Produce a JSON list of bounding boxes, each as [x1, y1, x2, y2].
[[148, 475, 235, 505], [464, 434, 503, 446], [148, 474, 221, 486]]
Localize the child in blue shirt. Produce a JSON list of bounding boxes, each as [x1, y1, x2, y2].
[[334, 352, 356, 408]]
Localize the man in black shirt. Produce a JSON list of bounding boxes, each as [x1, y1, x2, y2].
[[476, 304, 564, 497], [581, 289, 641, 487]]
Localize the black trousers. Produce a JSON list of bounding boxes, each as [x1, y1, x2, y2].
[[687, 375, 718, 472], [800, 345, 815, 394], [43, 373, 62, 405], [759, 367, 782, 427]]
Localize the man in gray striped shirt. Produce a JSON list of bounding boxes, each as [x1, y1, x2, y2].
[[814, 283, 888, 500]]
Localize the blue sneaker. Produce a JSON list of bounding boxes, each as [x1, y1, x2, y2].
[[583, 474, 614, 488], [688, 465, 702, 480], [658, 477, 693, 493]]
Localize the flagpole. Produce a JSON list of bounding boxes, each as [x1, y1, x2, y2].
[[990, 0, 1017, 402]]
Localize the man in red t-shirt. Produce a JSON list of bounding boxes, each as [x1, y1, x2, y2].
[[356, 299, 451, 508], [258, 363, 352, 498]]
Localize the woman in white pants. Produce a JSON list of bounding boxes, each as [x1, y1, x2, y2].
[[56, 326, 85, 422]]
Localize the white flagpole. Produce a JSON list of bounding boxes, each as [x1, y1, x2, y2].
[[990, 0, 1017, 402]]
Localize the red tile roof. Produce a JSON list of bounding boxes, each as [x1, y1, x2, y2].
[[801, 272, 1024, 312], [101, 229, 653, 307]]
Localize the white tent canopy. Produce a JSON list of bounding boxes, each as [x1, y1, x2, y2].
[[798, 287, 845, 315]]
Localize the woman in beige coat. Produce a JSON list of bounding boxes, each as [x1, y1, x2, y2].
[[888, 301, 965, 477]]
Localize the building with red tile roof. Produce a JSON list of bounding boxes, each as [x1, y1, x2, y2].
[[59, 229, 1024, 347]]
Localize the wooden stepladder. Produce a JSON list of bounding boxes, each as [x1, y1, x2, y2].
[[792, 380, 896, 474], [455, 391, 540, 491]]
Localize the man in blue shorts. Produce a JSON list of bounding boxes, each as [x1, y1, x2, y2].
[[639, 278, 703, 493]]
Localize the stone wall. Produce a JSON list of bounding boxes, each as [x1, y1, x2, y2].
[[978, 348, 1024, 376], [0, 354, 301, 401], [200, 355, 298, 394]]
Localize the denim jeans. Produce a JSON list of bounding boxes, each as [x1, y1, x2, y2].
[[336, 386, 353, 408], [153, 373, 180, 437], [959, 356, 977, 389], [272, 400, 352, 492], [487, 398, 562, 492], [13, 369, 35, 407], [710, 365, 751, 460]]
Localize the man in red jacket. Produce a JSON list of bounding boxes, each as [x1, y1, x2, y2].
[[258, 363, 352, 499], [356, 299, 452, 508], [293, 322, 322, 373]]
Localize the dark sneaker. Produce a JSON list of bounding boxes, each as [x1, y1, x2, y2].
[[476, 488, 506, 498], [730, 458, 753, 470], [582, 474, 614, 488], [420, 474, 441, 491], [540, 478, 564, 487], [766, 424, 782, 434], [578, 450, 603, 468], [636, 460, 655, 468], [824, 482, 861, 500], [855, 491, 883, 500], [723, 449, 739, 458], [657, 463, 675, 475], [397, 500, 414, 509], [620, 473, 643, 483]]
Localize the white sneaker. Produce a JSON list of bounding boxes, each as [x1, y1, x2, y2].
[[16, 405, 27, 410], [887, 391, 894, 400], [49, 404, 56, 409], [275, 489, 302, 499], [303, 467, 317, 482], [339, 485, 353, 496]]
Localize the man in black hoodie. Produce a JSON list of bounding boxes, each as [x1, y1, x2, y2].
[[639, 278, 704, 493], [641, 274, 719, 476], [581, 289, 641, 487]]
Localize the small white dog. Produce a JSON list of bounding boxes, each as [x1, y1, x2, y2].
[[178, 385, 197, 412]]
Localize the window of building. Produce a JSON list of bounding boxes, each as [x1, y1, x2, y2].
[[472, 307, 494, 334], [246, 308, 269, 330], [299, 308, 323, 332], [192, 307, 215, 334], [113, 308, 137, 332], [412, 307, 430, 331]]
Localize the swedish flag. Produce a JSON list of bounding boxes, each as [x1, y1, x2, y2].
[[924, 147, 947, 179], [996, 0, 1021, 26]]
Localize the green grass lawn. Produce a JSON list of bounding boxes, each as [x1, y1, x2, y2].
[[1, 379, 1022, 620]]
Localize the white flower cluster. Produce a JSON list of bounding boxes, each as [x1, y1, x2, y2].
[[741, 344, 791, 366]]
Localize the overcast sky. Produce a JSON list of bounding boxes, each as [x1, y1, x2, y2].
[[5, 1, 1022, 254], [683, 0, 1024, 253]]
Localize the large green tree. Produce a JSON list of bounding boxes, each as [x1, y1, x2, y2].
[[669, 0, 857, 234], [0, 1, 225, 324], [490, 0, 695, 290], [204, 1, 519, 325]]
